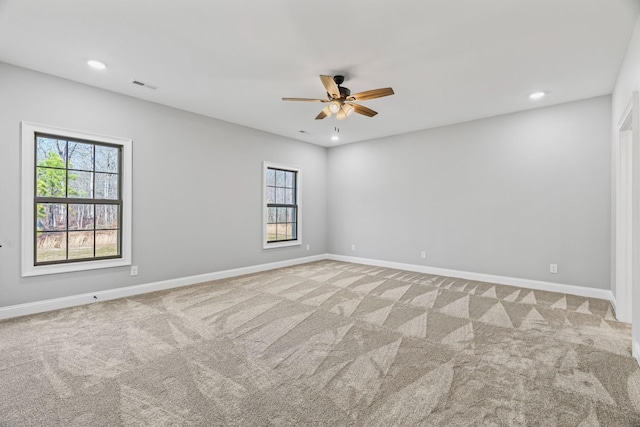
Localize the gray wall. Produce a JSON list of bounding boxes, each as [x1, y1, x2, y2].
[[0, 63, 328, 307], [328, 96, 612, 290], [0, 61, 614, 309]]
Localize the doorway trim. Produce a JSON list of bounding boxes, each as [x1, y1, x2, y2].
[[615, 95, 635, 323], [615, 91, 639, 362]]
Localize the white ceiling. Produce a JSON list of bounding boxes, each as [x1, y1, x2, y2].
[[0, 0, 638, 147]]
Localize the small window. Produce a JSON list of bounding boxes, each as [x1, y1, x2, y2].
[[263, 162, 301, 249], [21, 122, 132, 276]]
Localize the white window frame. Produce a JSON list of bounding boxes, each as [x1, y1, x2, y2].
[[262, 161, 301, 249], [21, 122, 132, 277]]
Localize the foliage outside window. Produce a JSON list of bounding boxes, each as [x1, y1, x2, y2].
[[21, 122, 132, 277], [263, 162, 301, 249]]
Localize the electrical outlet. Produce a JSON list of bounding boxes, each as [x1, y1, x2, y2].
[[306, 244, 310, 251], [550, 264, 558, 274], [421, 251, 426, 259], [351, 244, 356, 251], [131, 265, 138, 276]]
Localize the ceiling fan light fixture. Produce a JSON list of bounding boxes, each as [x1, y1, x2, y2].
[[329, 100, 341, 114], [343, 104, 355, 116]]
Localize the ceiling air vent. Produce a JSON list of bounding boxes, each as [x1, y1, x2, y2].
[[130, 79, 157, 90]]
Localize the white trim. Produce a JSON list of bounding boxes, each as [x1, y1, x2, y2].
[[262, 161, 301, 249], [610, 292, 617, 313], [20, 122, 133, 276], [615, 123, 633, 321], [614, 93, 639, 323], [0, 254, 327, 320], [619, 95, 635, 129], [327, 254, 615, 302], [630, 92, 640, 358], [634, 340, 640, 364]]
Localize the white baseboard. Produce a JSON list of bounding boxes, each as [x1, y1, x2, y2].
[[0, 254, 327, 320], [610, 293, 617, 312], [1, 253, 616, 321], [327, 254, 615, 303]]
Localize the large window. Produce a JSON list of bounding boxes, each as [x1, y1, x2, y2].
[[263, 162, 301, 249], [34, 134, 121, 264], [21, 122, 132, 276]]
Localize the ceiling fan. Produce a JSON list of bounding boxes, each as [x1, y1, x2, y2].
[[282, 75, 394, 120]]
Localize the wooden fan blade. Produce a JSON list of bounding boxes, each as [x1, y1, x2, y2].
[[315, 105, 332, 120], [282, 97, 327, 102], [351, 103, 378, 117], [347, 87, 394, 101], [320, 75, 341, 99]]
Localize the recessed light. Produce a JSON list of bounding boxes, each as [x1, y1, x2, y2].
[[529, 91, 545, 100], [331, 135, 339, 142], [87, 60, 107, 70]]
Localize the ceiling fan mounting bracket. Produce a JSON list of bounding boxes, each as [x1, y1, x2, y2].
[[330, 76, 350, 98]]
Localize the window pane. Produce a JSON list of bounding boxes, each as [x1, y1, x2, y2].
[[266, 168, 276, 186], [95, 145, 119, 173], [69, 204, 94, 230], [276, 223, 287, 240], [36, 137, 66, 166], [37, 203, 66, 231], [68, 170, 93, 198], [291, 222, 297, 240], [267, 187, 275, 204], [284, 189, 294, 205], [36, 231, 67, 263], [286, 223, 293, 240], [276, 187, 285, 204], [267, 207, 276, 224], [68, 231, 94, 260], [95, 173, 118, 200], [285, 171, 294, 188], [276, 170, 285, 187], [96, 205, 119, 229], [267, 224, 277, 241], [96, 230, 118, 257], [287, 207, 295, 222], [277, 207, 287, 223], [36, 167, 66, 197], [68, 142, 94, 171]]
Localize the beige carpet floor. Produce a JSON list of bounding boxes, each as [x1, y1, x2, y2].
[[0, 260, 639, 426]]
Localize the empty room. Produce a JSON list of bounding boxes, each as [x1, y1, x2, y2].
[[1, 1, 640, 425]]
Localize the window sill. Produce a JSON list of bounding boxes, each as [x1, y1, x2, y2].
[[22, 258, 131, 277], [263, 240, 301, 250]]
